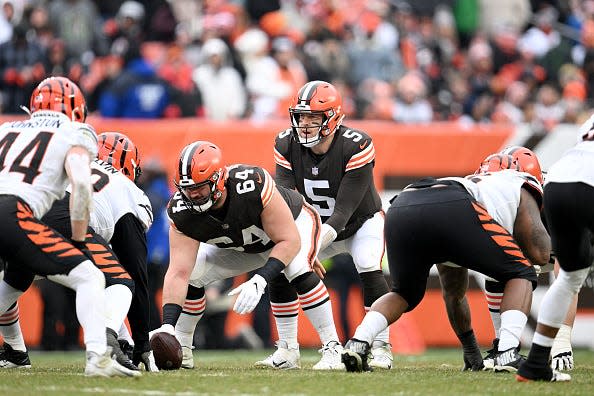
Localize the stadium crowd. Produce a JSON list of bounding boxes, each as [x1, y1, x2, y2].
[[0, 0, 592, 131]]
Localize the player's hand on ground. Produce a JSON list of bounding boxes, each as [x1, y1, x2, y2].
[[134, 350, 159, 372], [551, 351, 574, 371], [462, 349, 484, 371], [228, 274, 267, 314]]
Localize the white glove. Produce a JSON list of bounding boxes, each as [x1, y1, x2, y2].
[[228, 274, 267, 314], [319, 223, 337, 252], [148, 324, 176, 340], [551, 351, 574, 371]]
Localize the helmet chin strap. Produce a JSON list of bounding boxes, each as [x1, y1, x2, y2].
[[298, 131, 323, 147]]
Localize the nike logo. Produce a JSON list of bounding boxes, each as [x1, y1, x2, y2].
[[359, 141, 368, 149], [273, 360, 288, 368]]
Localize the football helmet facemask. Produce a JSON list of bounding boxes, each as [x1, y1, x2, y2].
[[500, 146, 544, 184], [29, 76, 87, 122], [97, 132, 142, 183], [289, 80, 344, 147], [174, 141, 227, 213]]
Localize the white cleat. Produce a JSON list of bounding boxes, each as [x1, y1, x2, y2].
[[369, 340, 393, 369], [254, 340, 300, 369], [312, 341, 345, 370], [181, 345, 195, 369], [85, 350, 141, 377]]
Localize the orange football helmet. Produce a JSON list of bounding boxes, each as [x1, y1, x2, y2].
[[29, 76, 87, 122], [475, 153, 521, 175], [174, 141, 227, 212], [289, 80, 345, 147], [97, 132, 142, 182], [500, 146, 544, 184]]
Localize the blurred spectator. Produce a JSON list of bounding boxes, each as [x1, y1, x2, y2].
[[519, 6, 560, 58], [0, 1, 13, 45], [143, 0, 177, 43], [234, 27, 291, 120], [98, 43, 172, 118], [270, 36, 307, 118], [193, 37, 245, 120], [0, 23, 45, 113], [45, 38, 83, 84], [48, 0, 109, 63], [533, 83, 565, 132], [492, 81, 530, 123], [157, 44, 203, 117], [392, 72, 433, 123], [478, 0, 532, 36]]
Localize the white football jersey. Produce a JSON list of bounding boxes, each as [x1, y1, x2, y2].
[[67, 159, 153, 242], [441, 170, 543, 234], [0, 111, 97, 218]]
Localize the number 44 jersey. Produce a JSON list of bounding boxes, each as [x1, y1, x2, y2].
[[0, 112, 98, 218]]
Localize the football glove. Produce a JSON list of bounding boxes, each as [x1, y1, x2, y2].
[[228, 274, 267, 314], [551, 351, 574, 371], [148, 323, 176, 340]]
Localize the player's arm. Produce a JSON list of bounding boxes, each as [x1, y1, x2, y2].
[[111, 213, 153, 353], [162, 225, 199, 315], [437, 264, 484, 371], [325, 163, 373, 232], [513, 188, 551, 267], [275, 164, 296, 190], [228, 187, 300, 315], [65, 145, 92, 242], [261, 187, 301, 268]]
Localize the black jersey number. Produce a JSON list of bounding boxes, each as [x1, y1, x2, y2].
[[0, 131, 54, 184], [303, 179, 335, 217], [91, 168, 110, 192]]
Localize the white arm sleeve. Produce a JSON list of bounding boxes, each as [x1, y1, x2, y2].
[[66, 152, 92, 221]]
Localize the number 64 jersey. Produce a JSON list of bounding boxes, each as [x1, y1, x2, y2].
[[274, 125, 382, 240]]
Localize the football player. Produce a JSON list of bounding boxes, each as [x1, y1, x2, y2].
[[0, 132, 156, 372], [150, 141, 343, 370], [271, 80, 392, 369], [342, 163, 550, 373], [516, 114, 594, 382], [476, 147, 576, 372], [0, 77, 138, 377]]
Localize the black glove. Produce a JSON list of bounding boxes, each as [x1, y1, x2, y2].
[[462, 348, 485, 371], [71, 239, 93, 261]]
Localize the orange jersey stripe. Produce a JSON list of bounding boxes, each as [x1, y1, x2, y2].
[[274, 149, 292, 170]]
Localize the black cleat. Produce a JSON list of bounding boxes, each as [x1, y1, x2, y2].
[[118, 339, 134, 361], [482, 338, 498, 371], [107, 328, 139, 371], [0, 343, 31, 368], [341, 338, 372, 372], [494, 347, 525, 373], [517, 360, 571, 382]]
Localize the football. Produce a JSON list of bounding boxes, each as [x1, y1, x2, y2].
[[150, 332, 183, 370]]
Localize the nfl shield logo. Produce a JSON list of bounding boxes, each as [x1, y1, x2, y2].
[[312, 167, 318, 176]]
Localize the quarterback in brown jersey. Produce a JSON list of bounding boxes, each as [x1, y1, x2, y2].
[[150, 141, 343, 370], [272, 80, 392, 369]]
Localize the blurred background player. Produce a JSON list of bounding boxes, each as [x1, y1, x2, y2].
[[272, 80, 392, 369], [516, 114, 594, 382], [150, 141, 343, 370], [342, 160, 548, 372], [0, 77, 138, 377]]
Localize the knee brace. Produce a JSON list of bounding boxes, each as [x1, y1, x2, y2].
[[269, 274, 297, 303], [557, 268, 591, 294]]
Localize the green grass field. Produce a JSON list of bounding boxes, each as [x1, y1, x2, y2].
[[0, 348, 592, 395]]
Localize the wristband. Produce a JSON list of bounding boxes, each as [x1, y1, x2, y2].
[[162, 303, 183, 326], [255, 257, 286, 283]]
